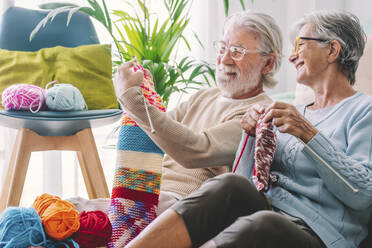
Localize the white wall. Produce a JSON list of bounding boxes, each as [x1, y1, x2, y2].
[[1, 0, 14, 14]]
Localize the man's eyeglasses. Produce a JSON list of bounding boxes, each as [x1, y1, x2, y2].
[[213, 41, 262, 61], [292, 37, 329, 56]]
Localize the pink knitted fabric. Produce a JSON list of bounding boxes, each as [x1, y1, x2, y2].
[[108, 64, 165, 248], [253, 113, 277, 192]]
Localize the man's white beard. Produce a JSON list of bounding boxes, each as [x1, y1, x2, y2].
[[216, 63, 263, 98]]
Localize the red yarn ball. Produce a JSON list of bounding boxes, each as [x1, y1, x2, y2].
[[74, 210, 112, 248]]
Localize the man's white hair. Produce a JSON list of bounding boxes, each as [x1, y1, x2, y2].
[[223, 10, 283, 88]]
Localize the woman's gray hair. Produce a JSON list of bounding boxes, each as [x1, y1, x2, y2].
[[291, 11, 366, 85], [224, 10, 283, 88]]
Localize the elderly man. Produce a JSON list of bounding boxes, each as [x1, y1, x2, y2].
[[114, 9, 283, 214]]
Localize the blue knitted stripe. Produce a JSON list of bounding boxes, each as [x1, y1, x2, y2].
[[117, 125, 163, 154]]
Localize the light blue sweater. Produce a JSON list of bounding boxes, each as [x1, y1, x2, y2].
[[234, 92, 372, 248]]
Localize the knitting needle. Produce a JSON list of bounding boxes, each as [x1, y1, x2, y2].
[[143, 94, 156, 134], [232, 131, 250, 173], [130, 58, 156, 134], [297, 138, 358, 194]]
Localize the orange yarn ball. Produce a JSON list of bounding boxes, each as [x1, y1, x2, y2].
[[33, 193, 80, 241]]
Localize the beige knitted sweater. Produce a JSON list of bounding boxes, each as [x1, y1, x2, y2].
[[119, 87, 272, 198]]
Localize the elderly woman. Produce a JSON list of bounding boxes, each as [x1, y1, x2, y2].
[[125, 11, 372, 248]]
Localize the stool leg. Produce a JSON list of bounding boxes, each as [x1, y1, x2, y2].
[[0, 129, 22, 211], [76, 128, 109, 199], [1, 129, 32, 209], [76, 152, 95, 198]]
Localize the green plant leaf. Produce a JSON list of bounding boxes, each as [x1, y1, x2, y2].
[[223, 0, 229, 16], [86, 0, 107, 27], [192, 31, 204, 49], [189, 64, 205, 80], [112, 10, 136, 22], [33, 0, 216, 109], [163, 0, 171, 12], [137, 0, 149, 21], [151, 19, 159, 42], [180, 35, 191, 50], [101, 0, 112, 32], [240, 0, 246, 10], [172, 0, 187, 22]]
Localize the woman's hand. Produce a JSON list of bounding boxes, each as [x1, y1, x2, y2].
[[263, 101, 318, 143], [241, 104, 265, 136], [113, 61, 144, 98]]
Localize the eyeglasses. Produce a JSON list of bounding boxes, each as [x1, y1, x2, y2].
[[292, 36, 329, 56], [213, 41, 263, 61]]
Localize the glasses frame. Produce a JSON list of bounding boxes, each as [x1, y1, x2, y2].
[[292, 36, 329, 56], [213, 41, 263, 61]]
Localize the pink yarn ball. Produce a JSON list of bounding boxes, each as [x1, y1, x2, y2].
[[2, 84, 46, 113]]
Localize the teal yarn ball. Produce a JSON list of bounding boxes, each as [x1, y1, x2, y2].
[[0, 207, 48, 247], [45, 84, 87, 111]]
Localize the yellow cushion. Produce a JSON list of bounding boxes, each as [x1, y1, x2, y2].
[[0, 44, 119, 110]]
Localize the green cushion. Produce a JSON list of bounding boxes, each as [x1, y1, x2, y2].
[[0, 44, 119, 110]]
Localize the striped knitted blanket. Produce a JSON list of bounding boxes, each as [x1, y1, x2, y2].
[[108, 65, 165, 247]]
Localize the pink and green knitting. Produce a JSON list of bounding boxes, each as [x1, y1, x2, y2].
[[108, 65, 165, 247]]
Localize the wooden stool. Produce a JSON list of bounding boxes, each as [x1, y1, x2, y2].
[[0, 128, 109, 212]]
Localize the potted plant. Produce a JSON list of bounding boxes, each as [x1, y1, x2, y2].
[[31, 0, 216, 108]]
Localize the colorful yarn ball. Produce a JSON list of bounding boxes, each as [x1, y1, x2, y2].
[[0, 207, 50, 247], [33, 193, 80, 241], [73, 210, 112, 248], [45, 83, 87, 111], [1, 84, 46, 113]]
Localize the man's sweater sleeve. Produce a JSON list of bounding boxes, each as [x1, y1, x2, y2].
[[118, 87, 243, 169], [302, 111, 372, 210]]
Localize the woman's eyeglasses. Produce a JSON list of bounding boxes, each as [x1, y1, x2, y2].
[[213, 41, 263, 61], [292, 37, 329, 56]]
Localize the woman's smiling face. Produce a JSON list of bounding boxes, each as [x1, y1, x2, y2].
[[289, 24, 330, 86]]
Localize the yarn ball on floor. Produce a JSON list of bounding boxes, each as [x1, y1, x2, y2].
[[74, 210, 112, 248], [45, 83, 87, 111], [33, 193, 80, 241], [0, 207, 49, 247], [1, 84, 46, 113]]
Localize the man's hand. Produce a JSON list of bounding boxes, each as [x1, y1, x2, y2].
[[241, 104, 265, 136], [114, 62, 144, 98]]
